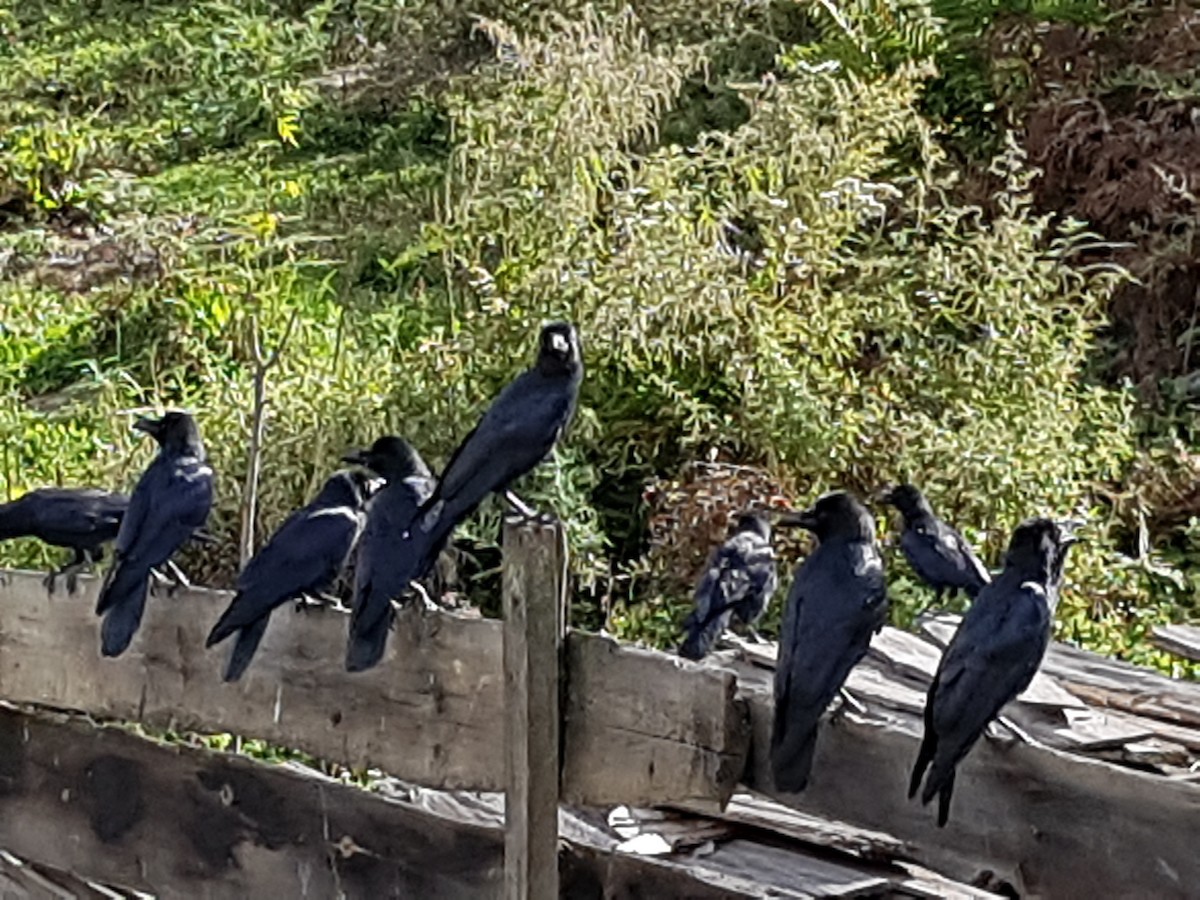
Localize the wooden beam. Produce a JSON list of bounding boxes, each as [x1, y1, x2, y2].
[[0, 705, 983, 900], [0, 570, 745, 806], [1151, 623, 1200, 663], [501, 516, 565, 900], [732, 655, 1200, 899], [0, 710, 806, 897], [562, 635, 750, 806]]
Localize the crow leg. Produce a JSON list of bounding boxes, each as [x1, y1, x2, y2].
[[43, 548, 87, 595], [831, 688, 869, 721], [63, 549, 92, 595], [163, 560, 192, 596], [317, 591, 350, 613], [150, 562, 190, 597], [191, 529, 219, 546], [411, 582, 440, 613], [293, 593, 323, 614], [503, 490, 541, 522], [934, 586, 944, 606]]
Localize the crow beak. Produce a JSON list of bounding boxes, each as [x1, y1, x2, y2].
[[549, 332, 570, 355], [776, 509, 818, 531], [132, 416, 159, 436], [1058, 519, 1086, 546], [341, 449, 369, 466]]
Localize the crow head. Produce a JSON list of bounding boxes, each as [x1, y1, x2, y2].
[[778, 490, 875, 544], [342, 435, 431, 482], [881, 483, 934, 522], [537, 321, 581, 376], [733, 511, 772, 541], [134, 411, 204, 457]]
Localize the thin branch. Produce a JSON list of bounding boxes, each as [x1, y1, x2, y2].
[[238, 308, 301, 568]]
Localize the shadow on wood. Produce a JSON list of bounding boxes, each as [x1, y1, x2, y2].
[[0, 705, 774, 900]]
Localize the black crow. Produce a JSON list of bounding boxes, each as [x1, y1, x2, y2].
[[883, 484, 989, 604], [679, 512, 778, 660], [421, 320, 582, 531], [0, 487, 128, 592], [206, 469, 373, 682], [771, 491, 888, 793], [370, 322, 582, 619], [341, 437, 436, 673], [96, 412, 213, 658], [909, 517, 1080, 827]]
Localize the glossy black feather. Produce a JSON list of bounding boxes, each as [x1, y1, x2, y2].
[[0, 487, 128, 550], [342, 437, 436, 673], [886, 484, 989, 601], [910, 517, 1075, 826], [0, 486, 129, 587], [207, 470, 371, 681], [97, 412, 213, 657], [679, 514, 777, 661], [414, 322, 583, 569], [771, 492, 888, 792]]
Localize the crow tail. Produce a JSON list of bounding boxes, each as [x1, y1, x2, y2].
[[770, 720, 818, 794], [936, 770, 956, 827], [206, 593, 247, 648], [98, 563, 150, 657], [908, 731, 936, 799], [921, 759, 958, 827], [223, 616, 270, 682], [678, 607, 729, 661], [346, 606, 394, 673]]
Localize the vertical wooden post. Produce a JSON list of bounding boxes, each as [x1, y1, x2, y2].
[[502, 514, 566, 900]]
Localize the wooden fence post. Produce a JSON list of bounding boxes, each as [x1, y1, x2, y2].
[[502, 514, 567, 900]]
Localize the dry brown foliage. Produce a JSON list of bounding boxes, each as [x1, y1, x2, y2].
[[1010, 6, 1200, 395]]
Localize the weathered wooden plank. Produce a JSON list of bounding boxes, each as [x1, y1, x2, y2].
[[0, 706, 987, 900], [0, 570, 744, 806], [672, 792, 911, 862], [0, 704, 508, 899], [1151, 623, 1200, 663], [561, 634, 750, 807], [0, 570, 507, 789], [734, 660, 1200, 900], [501, 517, 564, 900], [0, 852, 123, 900], [1054, 709, 1155, 751]]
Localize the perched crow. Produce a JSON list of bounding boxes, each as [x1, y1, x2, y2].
[[421, 321, 582, 533], [341, 437, 436, 673], [883, 484, 989, 604], [365, 322, 583, 624], [96, 412, 213, 658], [679, 512, 778, 661], [0, 487, 128, 592], [771, 491, 888, 793], [909, 517, 1079, 827], [207, 469, 373, 682]]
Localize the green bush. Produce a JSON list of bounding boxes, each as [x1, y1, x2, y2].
[[0, 1, 1194, 678]]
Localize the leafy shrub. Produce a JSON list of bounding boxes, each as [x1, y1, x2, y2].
[[0, 1, 1194, 679]]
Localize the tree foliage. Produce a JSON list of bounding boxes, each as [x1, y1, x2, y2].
[[0, 0, 1194, 677]]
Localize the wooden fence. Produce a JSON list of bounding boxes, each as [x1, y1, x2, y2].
[[0, 516, 1197, 898]]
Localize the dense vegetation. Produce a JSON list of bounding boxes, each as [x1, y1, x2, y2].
[[0, 0, 1196, 678]]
